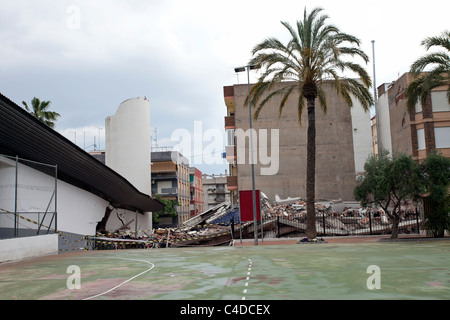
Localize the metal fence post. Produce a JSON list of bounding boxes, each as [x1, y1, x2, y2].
[[14, 155, 18, 238], [277, 215, 280, 238], [415, 207, 420, 234], [322, 213, 326, 236]]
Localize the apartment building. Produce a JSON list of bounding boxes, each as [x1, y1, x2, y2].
[[202, 172, 230, 210], [189, 167, 204, 217], [376, 72, 450, 160], [223, 80, 373, 204], [151, 151, 190, 226]]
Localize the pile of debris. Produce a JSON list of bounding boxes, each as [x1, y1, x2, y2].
[[93, 202, 239, 249], [95, 195, 422, 249], [162, 202, 239, 247], [260, 194, 421, 236]]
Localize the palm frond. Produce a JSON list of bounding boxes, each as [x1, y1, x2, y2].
[[247, 6, 372, 124], [410, 52, 450, 75], [22, 97, 60, 127], [316, 86, 328, 113], [21, 101, 30, 112], [421, 30, 450, 52], [297, 86, 306, 126], [407, 31, 450, 111]]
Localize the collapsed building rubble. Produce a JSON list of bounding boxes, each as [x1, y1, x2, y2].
[[93, 195, 423, 249], [261, 194, 422, 237], [93, 202, 240, 249]]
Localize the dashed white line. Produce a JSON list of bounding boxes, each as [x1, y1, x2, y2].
[[242, 259, 253, 300]]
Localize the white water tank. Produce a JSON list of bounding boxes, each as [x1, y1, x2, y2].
[[105, 97, 151, 196]]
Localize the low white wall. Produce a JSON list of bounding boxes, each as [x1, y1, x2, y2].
[[0, 234, 58, 263]]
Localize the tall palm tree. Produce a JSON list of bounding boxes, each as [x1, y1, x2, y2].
[[406, 31, 450, 112], [247, 7, 373, 239], [22, 97, 60, 129]]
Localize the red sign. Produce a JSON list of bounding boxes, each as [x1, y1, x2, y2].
[[239, 190, 261, 222]]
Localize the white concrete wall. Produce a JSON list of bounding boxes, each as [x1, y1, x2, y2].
[[105, 97, 152, 196], [57, 178, 108, 235], [0, 234, 58, 262], [0, 156, 57, 234], [350, 101, 373, 174], [0, 155, 151, 238], [377, 90, 393, 154]]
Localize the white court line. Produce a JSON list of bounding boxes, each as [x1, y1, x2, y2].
[[83, 258, 155, 300], [242, 259, 252, 300]]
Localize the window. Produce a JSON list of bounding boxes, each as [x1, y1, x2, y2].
[[226, 129, 235, 146], [431, 91, 450, 112], [415, 101, 422, 114], [417, 128, 425, 150], [435, 127, 450, 148]]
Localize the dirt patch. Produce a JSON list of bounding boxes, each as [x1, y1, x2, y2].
[[39, 278, 127, 300]]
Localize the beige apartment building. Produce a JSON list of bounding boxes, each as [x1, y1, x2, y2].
[[224, 80, 373, 204], [151, 151, 190, 226], [375, 72, 450, 160]]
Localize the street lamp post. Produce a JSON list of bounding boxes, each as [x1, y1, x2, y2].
[[235, 64, 259, 245]]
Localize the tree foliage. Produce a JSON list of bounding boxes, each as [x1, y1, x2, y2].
[[247, 7, 373, 121], [152, 194, 179, 223], [421, 151, 450, 237], [22, 97, 60, 129], [406, 30, 450, 112], [354, 151, 425, 239], [247, 7, 373, 239]]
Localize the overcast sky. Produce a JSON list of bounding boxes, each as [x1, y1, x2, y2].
[[1, 0, 448, 175]]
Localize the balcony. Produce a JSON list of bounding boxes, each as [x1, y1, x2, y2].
[[160, 187, 177, 195], [227, 176, 237, 191], [224, 116, 235, 129], [215, 196, 226, 202], [216, 187, 226, 194], [225, 145, 236, 164]]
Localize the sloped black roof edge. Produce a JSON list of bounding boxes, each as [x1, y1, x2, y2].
[[0, 92, 164, 213]]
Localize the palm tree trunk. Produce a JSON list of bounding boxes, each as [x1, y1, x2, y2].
[[306, 96, 317, 239]]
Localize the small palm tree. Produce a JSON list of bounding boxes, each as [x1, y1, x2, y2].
[[22, 97, 60, 129], [406, 31, 450, 112], [247, 7, 373, 239]]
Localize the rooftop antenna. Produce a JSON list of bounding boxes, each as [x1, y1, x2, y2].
[[151, 127, 158, 151], [97, 127, 103, 150]]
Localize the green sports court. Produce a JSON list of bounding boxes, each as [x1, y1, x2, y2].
[[0, 239, 448, 300]]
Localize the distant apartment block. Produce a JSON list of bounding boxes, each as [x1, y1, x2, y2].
[[202, 172, 230, 210], [189, 167, 204, 217], [151, 151, 190, 227]]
